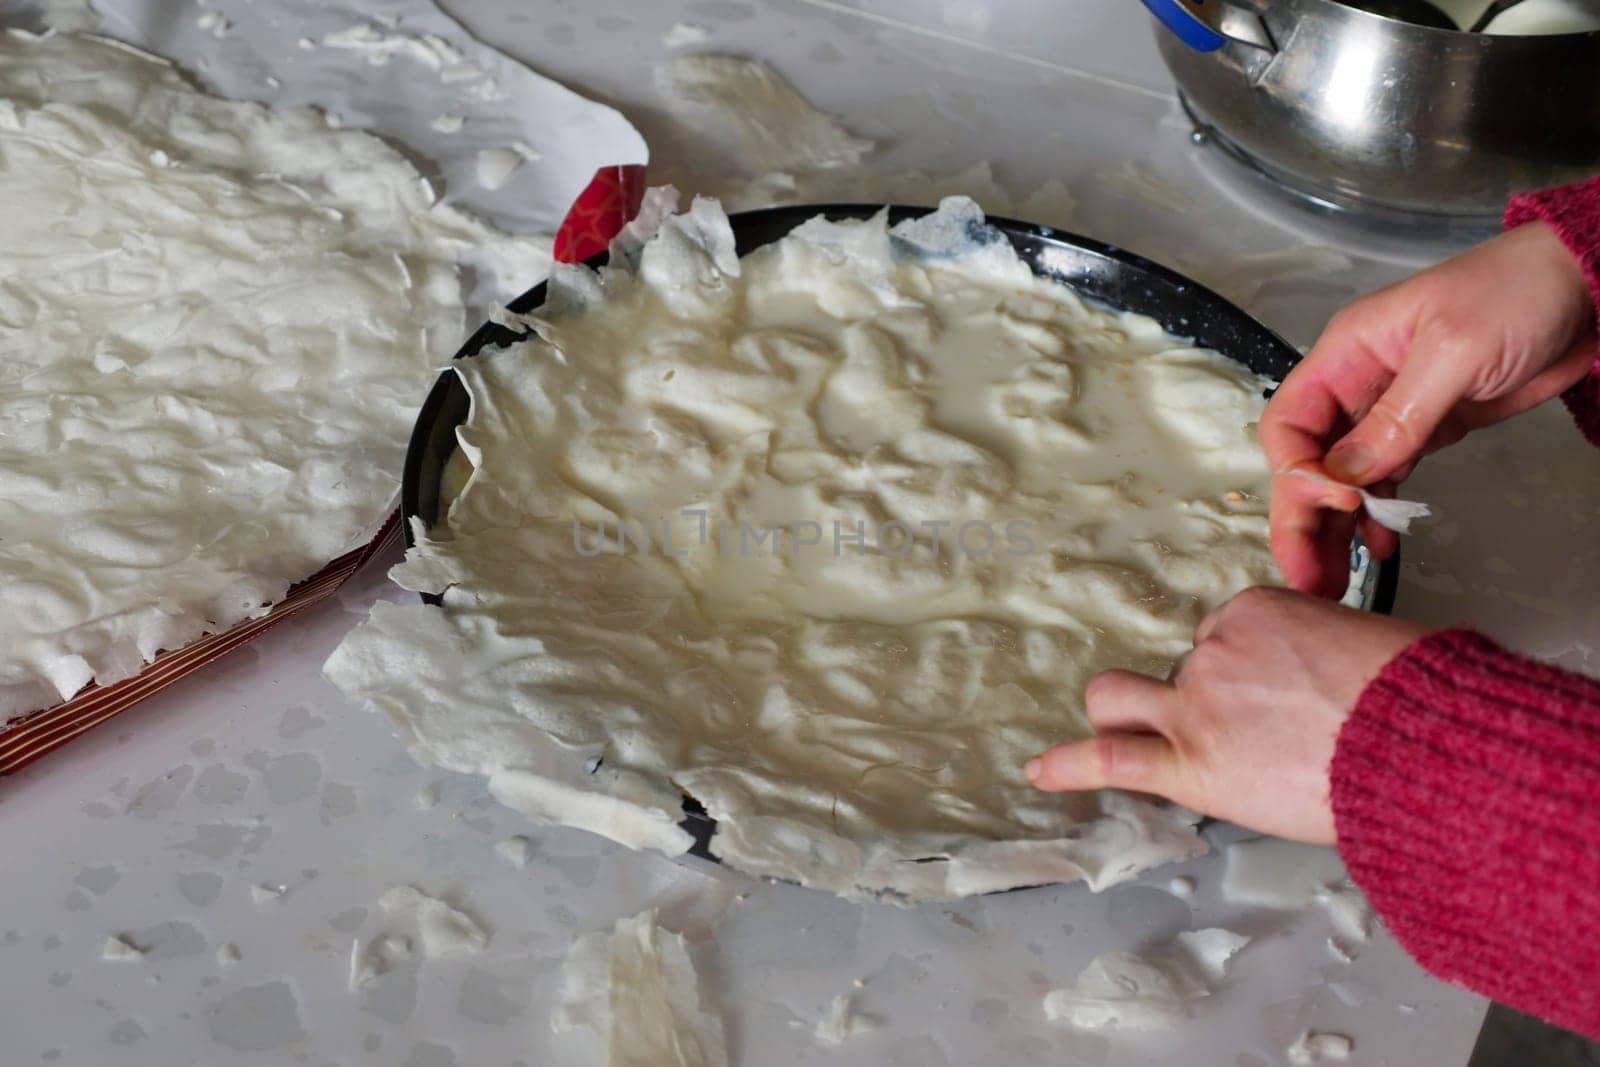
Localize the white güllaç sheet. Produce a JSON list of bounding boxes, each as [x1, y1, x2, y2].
[[0, 25, 640, 720], [323, 195, 1291, 900], [1, 0, 648, 250]]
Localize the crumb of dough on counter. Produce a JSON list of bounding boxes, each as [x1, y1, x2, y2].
[[814, 993, 879, 1045], [1287, 1029, 1354, 1064], [377, 886, 489, 958], [663, 23, 712, 48], [101, 934, 145, 961], [495, 835, 534, 868]]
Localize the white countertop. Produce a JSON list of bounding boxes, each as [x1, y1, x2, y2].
[[7, 1, 1599, 1064]]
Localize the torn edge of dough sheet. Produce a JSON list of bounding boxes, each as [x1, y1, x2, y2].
[[1284, 469, 1432, 533], [1043, 928, 1250, 1031], [553, 908, 729, 1067]]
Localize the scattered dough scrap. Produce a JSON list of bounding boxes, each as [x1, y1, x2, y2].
[[250, 884, 286, 907], [377, 886, 489, 958], [348, 939, 383, 991], [321, 22, 465, 73], [663, 23, 712, 48], [1314, 883, 1373, 945], [814, 993, 877, 1045], [1043, 928, 1250, 1031], [656, 54, 872, 175], [349, 933, 415, 992], [101, 934, 144, 961], [649, 56, 1078, 235], [495, 835, 534, 868], [1221, 838, 1347, 910], [1287, 1030, 1354, 1064], [554, 909, 727, 1067], [1222, 839, 1373, 951]]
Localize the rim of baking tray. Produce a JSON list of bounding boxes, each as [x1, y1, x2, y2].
[[399, 203, 1400, 859]]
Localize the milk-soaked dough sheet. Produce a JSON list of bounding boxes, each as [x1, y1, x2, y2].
[[0, 30, 552, 720], [326, 194, 1283, 901]]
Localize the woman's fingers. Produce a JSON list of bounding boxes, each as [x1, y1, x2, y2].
[[1258, 341, 1388, 476], [1324, 326, 1482, 484], [1313, 509, 1359, 600], [1024, 732, 1177, 795], [1259, 318, 1400, 593], [1358, 513, 1399, 564], [1084, 668, 1173, 732], [1269, 473, 1362, 597], [1026, 670, 1181, 794]]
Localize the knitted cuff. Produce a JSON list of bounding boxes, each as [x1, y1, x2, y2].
[[1332, 628, 1600, 1038], [1505, 175, 1600, 447]]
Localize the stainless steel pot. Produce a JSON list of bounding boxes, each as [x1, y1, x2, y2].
[[1145, 0, 1600, 219]]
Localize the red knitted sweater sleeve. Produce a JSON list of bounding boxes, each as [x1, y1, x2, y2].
[[1331, 174, 1600, 1039], [1332, 632, 1600, 1037], [1504, 173, 1600, 445]]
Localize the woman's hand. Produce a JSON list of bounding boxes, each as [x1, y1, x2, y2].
[[1262, 221, 1596, 598], [1024, 588, 1432, 844]]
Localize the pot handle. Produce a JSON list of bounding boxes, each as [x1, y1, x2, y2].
[[1139, 0, 1274, 52]]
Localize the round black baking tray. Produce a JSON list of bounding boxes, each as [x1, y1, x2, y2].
[[400, 203, 1401, 863]]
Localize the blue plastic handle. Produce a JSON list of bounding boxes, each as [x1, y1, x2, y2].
[[1140, 0, 1228, 52]]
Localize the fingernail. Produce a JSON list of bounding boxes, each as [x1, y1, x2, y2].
[[1024, 758, 1042, 782], [1327, 441, 1374, 482]]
